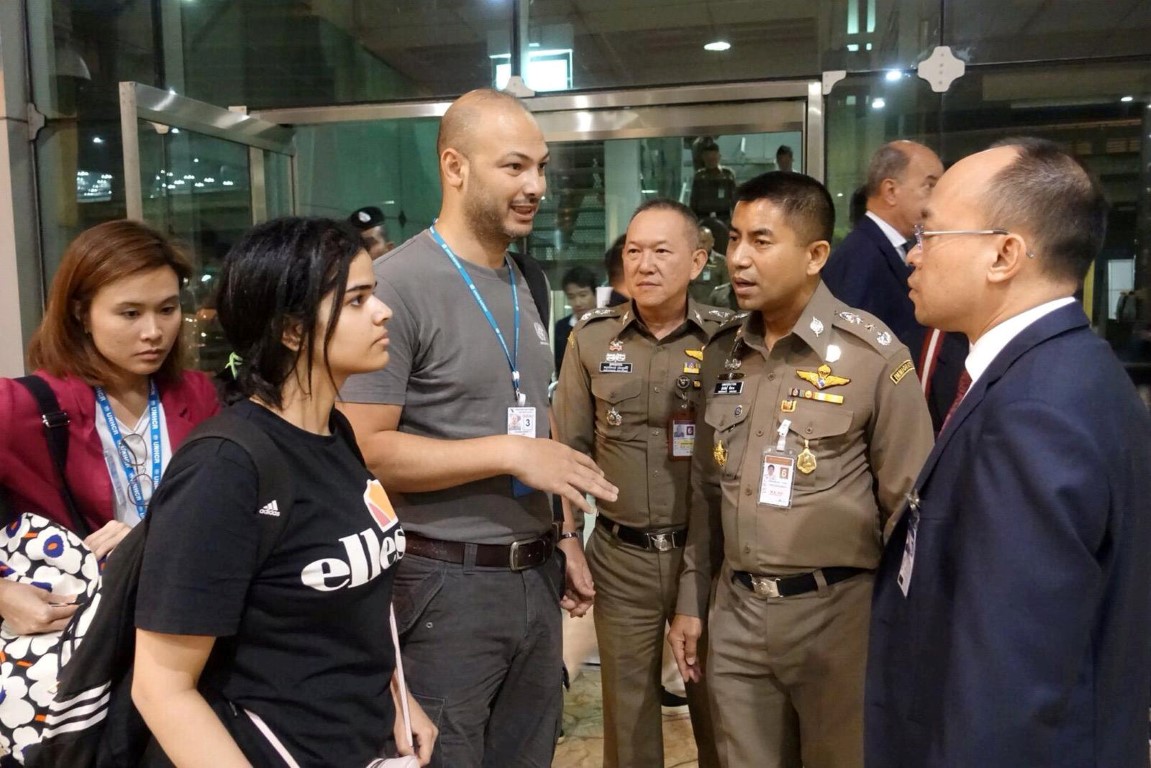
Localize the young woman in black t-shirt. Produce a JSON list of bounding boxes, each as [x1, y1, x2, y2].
[[132, 218, 437, 767]]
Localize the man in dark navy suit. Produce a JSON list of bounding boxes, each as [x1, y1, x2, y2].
[[823, 141, 964, 432], [866, 137, 1151, 768]]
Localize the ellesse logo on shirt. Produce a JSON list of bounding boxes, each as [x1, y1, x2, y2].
[[300, 480, 406, 592]]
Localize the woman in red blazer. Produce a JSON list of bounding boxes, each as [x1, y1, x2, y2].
[[0, 220, 219, 635]]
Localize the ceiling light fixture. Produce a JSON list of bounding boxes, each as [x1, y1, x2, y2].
[[704, 40, 731, 52], [1121, 95, 1134, 102]]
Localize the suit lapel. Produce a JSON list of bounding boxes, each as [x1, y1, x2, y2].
[[912, 303, 1088, 488]]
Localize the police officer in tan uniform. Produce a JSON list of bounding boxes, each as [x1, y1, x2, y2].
[[668, 172, 934, 768], [554, 200, 731, 768]]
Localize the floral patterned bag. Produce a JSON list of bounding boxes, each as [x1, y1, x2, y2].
[[0, 512, 100, 762]]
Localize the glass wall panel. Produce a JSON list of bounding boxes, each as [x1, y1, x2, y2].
[[30, 0, 160, 278], [135, 121, 256, 372], [294, 118, 442, 244]]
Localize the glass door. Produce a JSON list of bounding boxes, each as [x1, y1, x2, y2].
[[118, 82, 296, 371]]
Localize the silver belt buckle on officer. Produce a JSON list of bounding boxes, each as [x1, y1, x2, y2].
[[748, 575, 782, 598], [649, 532, 674, 552]]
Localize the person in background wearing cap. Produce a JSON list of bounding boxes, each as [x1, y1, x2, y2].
[[349, 205, 395, 259]]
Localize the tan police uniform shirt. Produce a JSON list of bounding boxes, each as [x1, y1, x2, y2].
[[677, 281, 934, 617], [553, 299, 740, 530]]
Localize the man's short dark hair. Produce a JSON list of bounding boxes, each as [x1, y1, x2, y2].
[[561, 265, 598, 291], [865, 143, 913, 198], [985, 137, 1108, 284], [734, 171, 835, 244], [776, 145, 793, 159], [630, 198, 701, 247]]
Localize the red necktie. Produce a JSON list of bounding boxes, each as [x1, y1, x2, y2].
[[942, 370, 972, 429]]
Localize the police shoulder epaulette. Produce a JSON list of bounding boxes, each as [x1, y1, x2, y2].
[[831, 308, 902, 357], [705, 318, 742, 349], [696, 305, 743, 325], [573, 305, 624, 331]]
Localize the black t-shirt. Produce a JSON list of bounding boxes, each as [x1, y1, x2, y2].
[[137, 401, 405, 767]]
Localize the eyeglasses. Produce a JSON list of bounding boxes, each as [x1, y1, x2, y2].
[[912, 224, 1010, 253], [117, 433, 155, 502]]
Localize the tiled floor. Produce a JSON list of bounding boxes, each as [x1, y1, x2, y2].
[[553, 665, 700, 768]]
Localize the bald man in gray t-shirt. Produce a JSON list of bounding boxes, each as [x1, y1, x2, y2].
[[339, 89, 617, 768]]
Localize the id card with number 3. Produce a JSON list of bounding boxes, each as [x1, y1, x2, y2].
[[507, 406, 537, 437]]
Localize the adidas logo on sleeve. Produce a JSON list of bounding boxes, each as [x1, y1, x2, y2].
[[257, 500, 280, 517]]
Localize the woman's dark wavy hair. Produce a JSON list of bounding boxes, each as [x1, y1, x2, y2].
[[215, 217, 364, 407]]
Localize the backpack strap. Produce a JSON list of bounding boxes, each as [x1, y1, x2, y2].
[[330, 408, 366, 467], [509, 250, 552, 328], [182, 411, 293, 567], [183, 407, 366, 567], [14, 375, 92, 538]]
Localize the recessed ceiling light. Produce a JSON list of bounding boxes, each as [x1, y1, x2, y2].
[[884, 70, 902, 82], [1121, 95, 1134, 102], [92, 136, 103, 144], [704, 41, 731, 52], [871, 98, 886, 109]]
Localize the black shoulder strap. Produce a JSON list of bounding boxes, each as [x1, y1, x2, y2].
[[182, 411, 294, 567], [330, 407, 366, 467], [182, 408, 365, 567], [14, 375, 91, 538], [510, 250, 552, 329]]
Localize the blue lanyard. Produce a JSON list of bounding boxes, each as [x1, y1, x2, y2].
[[94, 380, 162, 519], [429, 223, 525, 406]]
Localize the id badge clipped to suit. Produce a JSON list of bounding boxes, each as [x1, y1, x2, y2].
[[759, 419, 796, 509], [897, 490, 921, 597]]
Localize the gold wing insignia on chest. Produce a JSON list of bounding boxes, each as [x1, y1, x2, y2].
[[795, 364, 850, 390]]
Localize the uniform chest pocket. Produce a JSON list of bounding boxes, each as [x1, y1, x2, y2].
[[591, 376, 645, 440], [704, 398, 752, 479], [789, 407, 855, 493]]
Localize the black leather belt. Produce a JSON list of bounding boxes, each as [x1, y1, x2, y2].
[[732, 567, 868, 598], [596, 515, 687, 552], [404, 531, 555, 571]]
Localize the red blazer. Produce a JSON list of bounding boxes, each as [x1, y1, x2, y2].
[[0, 370, 220, 534]]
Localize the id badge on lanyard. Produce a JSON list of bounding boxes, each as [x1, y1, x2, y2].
[[759, 419, 796, 508]]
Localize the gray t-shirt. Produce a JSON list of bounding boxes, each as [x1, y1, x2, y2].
[[341, 230, 554, 544]]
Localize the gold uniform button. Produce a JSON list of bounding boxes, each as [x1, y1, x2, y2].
[[756, 429, 763, 436], [744, 487, 753, 496]]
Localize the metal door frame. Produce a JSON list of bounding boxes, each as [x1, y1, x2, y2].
[[118, 82, 297, 222]]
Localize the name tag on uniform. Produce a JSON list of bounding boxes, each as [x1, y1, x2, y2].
[[507, 406, 536, 438], [714, 380, 743, 395], [600, 362, 633, 374], [759, 451, 795, 508]]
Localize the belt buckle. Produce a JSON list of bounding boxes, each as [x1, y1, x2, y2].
[[750, 575, 781, 598], [648, 532, 673, 552], [508, 537, 544, 571]]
